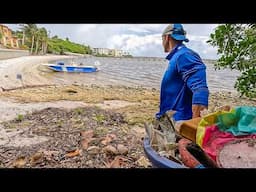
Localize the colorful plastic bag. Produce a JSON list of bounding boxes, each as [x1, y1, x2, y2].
[[217, 106, 256, 136], [196, 110, 233, 147]]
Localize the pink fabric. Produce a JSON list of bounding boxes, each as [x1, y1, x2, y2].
[[202, 125, 256, 161]]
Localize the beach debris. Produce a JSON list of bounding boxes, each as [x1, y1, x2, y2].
[[13, 156, 26, 168], [117, 144, 128, 155], [64, 89, 78, 94], [186, 143, 218, 168], [136, 156, 151, 167], [30, 151, 43, 165], [80, 130, 95, 150], [103, 145, 118, 155], [87, 146, 100, 154], [16, 73, 24, 87], [101, 133, 117, 145], [65, 149, 81, 158]]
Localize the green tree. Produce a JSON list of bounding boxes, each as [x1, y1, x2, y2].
[[22, 24, 38, 54], [19, 24, 26, 46], [207, 24, 256, 98], [40, 28, 49, 54]]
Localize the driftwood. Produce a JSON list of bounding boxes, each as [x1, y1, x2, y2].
[[1, 84, 53, 92]]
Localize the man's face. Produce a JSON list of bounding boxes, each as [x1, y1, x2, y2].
[[162, 35, 170, 53]]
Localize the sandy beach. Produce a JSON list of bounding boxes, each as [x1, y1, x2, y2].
[[0, 55, 255, 168], [0, 55, 74, 90]]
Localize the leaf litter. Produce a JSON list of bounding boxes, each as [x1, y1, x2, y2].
[[0, 106, 151, 168]]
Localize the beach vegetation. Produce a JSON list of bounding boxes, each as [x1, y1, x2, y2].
[[208, 24, 256, 98], [16, 114, 24, 122], [15, 24, 92, 55], [47, 37, 92, 55]]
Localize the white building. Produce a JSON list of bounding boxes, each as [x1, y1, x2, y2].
[[93, 47, 130, 57]]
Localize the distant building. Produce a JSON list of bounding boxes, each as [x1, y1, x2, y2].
[[0, 24, 19, 49], [93, 47, 130, 57], [93, 48, 109, 55]]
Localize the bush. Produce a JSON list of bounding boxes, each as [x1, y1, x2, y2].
[[207, 24, 256, 98]]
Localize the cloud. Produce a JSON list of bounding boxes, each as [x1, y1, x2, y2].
[[3, 24, 219, 59], [106, 33, 163, 57]]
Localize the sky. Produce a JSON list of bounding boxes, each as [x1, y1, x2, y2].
[[4, 24, 219, 59]]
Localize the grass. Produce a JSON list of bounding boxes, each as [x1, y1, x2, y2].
[[16, 114, 24, 122]]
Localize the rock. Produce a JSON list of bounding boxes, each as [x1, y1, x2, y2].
[[13, 157, 26, 168], [103, 145, 118, 155], [30, 152, 43, 163], [117, 144, 128, 155], [136, 156, 151, 167], [87, 146, 100, 154]]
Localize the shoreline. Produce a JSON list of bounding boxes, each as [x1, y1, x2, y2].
[[0, 84, 255, 123], [0, 84, 255, 168], [0, 54, 75, 90]]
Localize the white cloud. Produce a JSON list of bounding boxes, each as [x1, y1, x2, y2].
[[106, 33, 163, 57], [3, 24, 219, 59]]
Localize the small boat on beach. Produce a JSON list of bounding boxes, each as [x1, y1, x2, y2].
[[43, 62, 99, 73]]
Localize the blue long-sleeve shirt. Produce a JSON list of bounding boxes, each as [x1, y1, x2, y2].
[[156, 43, 209, 121]]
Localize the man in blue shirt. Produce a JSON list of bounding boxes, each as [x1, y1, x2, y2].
[[156, 24, 209, 123]]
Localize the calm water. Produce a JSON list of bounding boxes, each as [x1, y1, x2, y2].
[[50, 56, 240, 93]]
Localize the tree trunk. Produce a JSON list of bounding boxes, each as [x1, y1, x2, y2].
[[22, 31, 25, 46], [44, 42, 48, 54], [30, 35, 35, 54], [35, 38, 39, 54], [41, 42, 44, 55]]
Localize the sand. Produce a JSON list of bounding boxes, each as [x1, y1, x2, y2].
[[0, 55, 74, 90], [0, 54, 255, 151]]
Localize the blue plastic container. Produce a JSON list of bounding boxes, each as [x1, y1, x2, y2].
[[143, 137, 206, 168], [143, 137, 187, 168]]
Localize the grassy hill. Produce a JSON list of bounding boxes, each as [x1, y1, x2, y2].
[[47, 36, 92, 55]]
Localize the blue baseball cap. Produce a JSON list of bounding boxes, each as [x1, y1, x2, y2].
[[162, 24, 189, 42]]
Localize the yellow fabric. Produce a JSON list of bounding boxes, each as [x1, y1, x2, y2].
[[196, 109, 235, 147]]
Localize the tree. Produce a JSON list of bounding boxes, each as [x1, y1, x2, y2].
[[22, 24, 38, 54], [207, 24, 256, 98], [40, 28, 49, 54], [19, 24, 26, 46]]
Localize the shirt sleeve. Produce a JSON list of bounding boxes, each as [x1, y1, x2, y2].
[[176, 51, 209, 106]]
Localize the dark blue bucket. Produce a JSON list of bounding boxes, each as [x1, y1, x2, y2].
[[143, 137, 187, 168]]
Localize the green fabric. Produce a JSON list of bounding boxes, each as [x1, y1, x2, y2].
[[217, 106, 256, 136]]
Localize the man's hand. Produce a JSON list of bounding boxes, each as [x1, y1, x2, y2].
[[192, 104, 207, 118]]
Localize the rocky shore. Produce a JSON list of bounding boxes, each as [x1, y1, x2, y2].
[[0, 55, 255, 168]]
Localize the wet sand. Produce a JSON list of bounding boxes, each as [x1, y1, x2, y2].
[[0, 55, 74, 90]]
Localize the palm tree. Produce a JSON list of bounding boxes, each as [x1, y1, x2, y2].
[[23, 24, 38, 54], [35, 29, 40, 54], [19, 24, 26, 46], [39, 28, 49, 54], [0, 31, 2, 45]]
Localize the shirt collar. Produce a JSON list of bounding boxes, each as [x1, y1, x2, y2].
[[165, 43, 185, 60]]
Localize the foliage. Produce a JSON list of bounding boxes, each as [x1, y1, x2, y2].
[[17, 24, 92, 55], [47, 37, 92, 55], [207, 24, 256, 98], [16, 114, 24, 122]]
